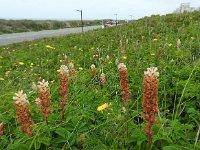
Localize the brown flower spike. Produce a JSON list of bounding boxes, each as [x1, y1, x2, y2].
[[142, 67, 159, 150], [118, 63, 130, 102], [120, 39, 124, 53], [90, 64, 96, 79], [99, 73, 106, 88], [0, 123, 4, 136], [13, 90, 34, 136], [69, 62, 76, 81], [36, 79, 51, 125], [58, 65, 69, 121]]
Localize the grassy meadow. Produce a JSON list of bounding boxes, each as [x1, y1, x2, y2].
[[0, 11, 200, 149]]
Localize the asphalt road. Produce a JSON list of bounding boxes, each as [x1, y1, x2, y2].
[[0, 25, 101, 46]]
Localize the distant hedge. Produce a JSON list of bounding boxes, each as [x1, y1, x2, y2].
[[0, 19, 103, 34]]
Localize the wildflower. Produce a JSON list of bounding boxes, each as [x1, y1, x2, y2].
[[118, 63, 130, 102], [90, 64, 96, 79], [157, 47, 163, 65], [58, 65, 69, 121], [126, 39, 129, 49], [69, 63, 76, 81], [63, 54, 68, 65], [176, 39, 181, 49], [13, 90, 34, 136], [168, 43, 172, 47], [45, 45, 55, 49], [150, 53, 155, 56], [120, 39, 124, 53], [99, 73, 106, 87], [97, 103, 110, 111], [106, 55, 110, 60], [79, 67, 83, 71], [37, 79, 52, 125], [0, 123, 4, 136], [19, 62, 24, 65], [115, 58, 119, 65], [153, 39, 158, 41], [142, 67, 159, 150], [191, 37, 194, 40], [0, 78, 4, 81], [122, 56, 127, 60], [31, 82, 37, 92]]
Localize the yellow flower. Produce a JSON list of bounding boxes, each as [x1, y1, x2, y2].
[[45, 45, 55, 49], [151, 53, 155, 56], [168, 43, 172, 47], [153, 39, 158, 41], [0, 78, 4, 81], [19, 62, 24, 65], [97, 103, 110, 111], [79, 67, 83, 71], [122, 56, 127, 60]]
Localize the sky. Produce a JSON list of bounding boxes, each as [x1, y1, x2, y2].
[[0, 0, 200, 20]]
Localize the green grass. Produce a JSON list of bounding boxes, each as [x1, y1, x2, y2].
[[0, 11, 200, 149]]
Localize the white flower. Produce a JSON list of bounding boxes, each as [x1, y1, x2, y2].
[[69, 63, 74, 69], [38, 79, 49, 90], [13, 90, 29, 105], [118, 63, 127, 70], [90, 64, 95, 69], [144, 67, 159, 77]]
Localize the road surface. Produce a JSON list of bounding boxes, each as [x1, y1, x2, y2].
[[0, 25, 101, 46]]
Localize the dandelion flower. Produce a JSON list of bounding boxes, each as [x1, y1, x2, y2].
[[97, 103, 110, 111], [79, 67, 83, 71], [19, 62, 24, 65], [45, 45, 55, 49]]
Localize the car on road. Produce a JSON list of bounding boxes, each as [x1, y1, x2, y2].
[[104, 21, 118, 27]]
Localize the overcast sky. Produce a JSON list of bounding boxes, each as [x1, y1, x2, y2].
[[0, 0, 200, 20]]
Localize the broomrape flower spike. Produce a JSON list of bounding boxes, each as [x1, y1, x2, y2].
[[90, 64, 96, 79], [0, 123, 4, 136], [13, 90, 34, 137], [118, 63, 130, 102], [59, 65, 69, 121], [142, 67, 159, 150], [176, 39, 181, 49], [99, 73, 106, 88], [37, 79, 52, 125], [69, 63, 76, 81]]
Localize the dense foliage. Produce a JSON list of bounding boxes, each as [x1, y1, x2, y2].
[[0, 11, 200, 149], [0, 19, 102, 34]]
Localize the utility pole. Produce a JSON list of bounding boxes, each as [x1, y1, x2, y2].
[[114, 13, 118, 26], [130, 15, 132, 21], [77, 10, 83, 32]]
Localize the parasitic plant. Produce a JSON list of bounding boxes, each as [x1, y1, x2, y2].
[[0, 123, 4, 136], [99, 73, 106, 88], [118, 63, 130, 102], [90, 64, 96, 79], [13, 90, 34, 136], [69, 62, 76, 81], [142, 67, 159, 150], [58, 65, 69, 121], [36, 79, 52, 125]]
